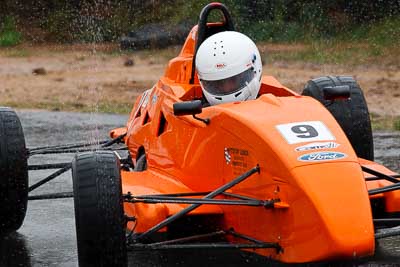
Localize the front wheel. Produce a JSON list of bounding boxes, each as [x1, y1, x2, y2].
[[0, 107, 28, 235], [302, 76, 374, 160], [72, 151, 127, 267]]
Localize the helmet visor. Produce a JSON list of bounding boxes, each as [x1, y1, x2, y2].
[[200, 68, 255, 96]]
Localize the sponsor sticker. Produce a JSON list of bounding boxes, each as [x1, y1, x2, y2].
[[276, 121, 335, 144], [132, 89, 151, 121], [141, 89, 151, 108], [215, 63, 226, 69], [224, 148, 231, 164], [152, 94, 158, 104], [295, 142, 340, 152], [224, 147, 250, 175], [298, 151, 347, 162]]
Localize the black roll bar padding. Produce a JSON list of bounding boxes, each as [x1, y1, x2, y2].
[[189, 2, 235, 84]]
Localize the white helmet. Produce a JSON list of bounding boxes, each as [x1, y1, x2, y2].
[[195, 31, 262, 106]]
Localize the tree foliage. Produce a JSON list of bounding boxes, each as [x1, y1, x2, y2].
[[0, 0, 399, 42]]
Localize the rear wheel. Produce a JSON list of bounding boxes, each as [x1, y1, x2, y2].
[[0, 107, 28, 234], [72, 151, 127, 267], [302, 76, 374, 160]]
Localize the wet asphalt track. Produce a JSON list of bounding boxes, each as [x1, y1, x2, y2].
[[0, 110, 399, 267]]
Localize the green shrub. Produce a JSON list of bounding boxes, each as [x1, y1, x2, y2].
[[394, 118, 400, 131], [0, 16, 22, 47], [42, 8, 76, 43]]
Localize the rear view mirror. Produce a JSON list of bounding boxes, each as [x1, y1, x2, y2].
[[323, 85, 351, 101], [173, 100, 210, 125], [173, 100, 203, 116]]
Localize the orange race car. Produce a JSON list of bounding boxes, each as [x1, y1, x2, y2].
[[2, 2, 400, 267]]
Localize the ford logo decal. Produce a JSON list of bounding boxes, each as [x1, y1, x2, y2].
[[298, 151, 347, 162]]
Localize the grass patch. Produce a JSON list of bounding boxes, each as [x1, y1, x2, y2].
[[267, 40, 398, 65], [2, 48, 30, 57], [89, 102, 132, 114], [2, 101, 132, 114], [0, 16, 22, 47], [370, 113, 400, 131], [264, 16, 400, 65], [394, 118, 400, 131]]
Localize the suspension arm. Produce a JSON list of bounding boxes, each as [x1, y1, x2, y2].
[[134, 165, 260, 242], [126, 196, 277, 207], [28, 166, 71, 192]]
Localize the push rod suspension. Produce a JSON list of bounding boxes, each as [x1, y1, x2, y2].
[[135, 165, 260, 242]]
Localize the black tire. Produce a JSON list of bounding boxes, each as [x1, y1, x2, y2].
[[0, 107, 28, 234], [302, 76, 374, 160], [72, 151, 127, 267]]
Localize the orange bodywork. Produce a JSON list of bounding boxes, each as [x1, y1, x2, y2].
[[111, 25, 400, 263]]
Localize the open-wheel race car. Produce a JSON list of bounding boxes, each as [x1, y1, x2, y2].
[[2, 2, 400, 266]]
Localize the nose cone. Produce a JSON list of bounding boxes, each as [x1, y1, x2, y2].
[[283, 162, 374, 262]]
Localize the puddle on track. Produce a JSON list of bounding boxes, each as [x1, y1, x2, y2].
[[0, 110, 399, 266]]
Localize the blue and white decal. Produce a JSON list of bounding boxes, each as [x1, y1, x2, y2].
[[298, 151, 347, 162]]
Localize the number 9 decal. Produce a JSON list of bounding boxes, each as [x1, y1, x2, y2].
[[291, 125, 319, 138], [276, 121, 335, 144]]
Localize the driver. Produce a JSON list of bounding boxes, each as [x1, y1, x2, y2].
[[195, 31, 262, 106]]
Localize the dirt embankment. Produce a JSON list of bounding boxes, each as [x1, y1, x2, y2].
[[0, 44, 399, 118]]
